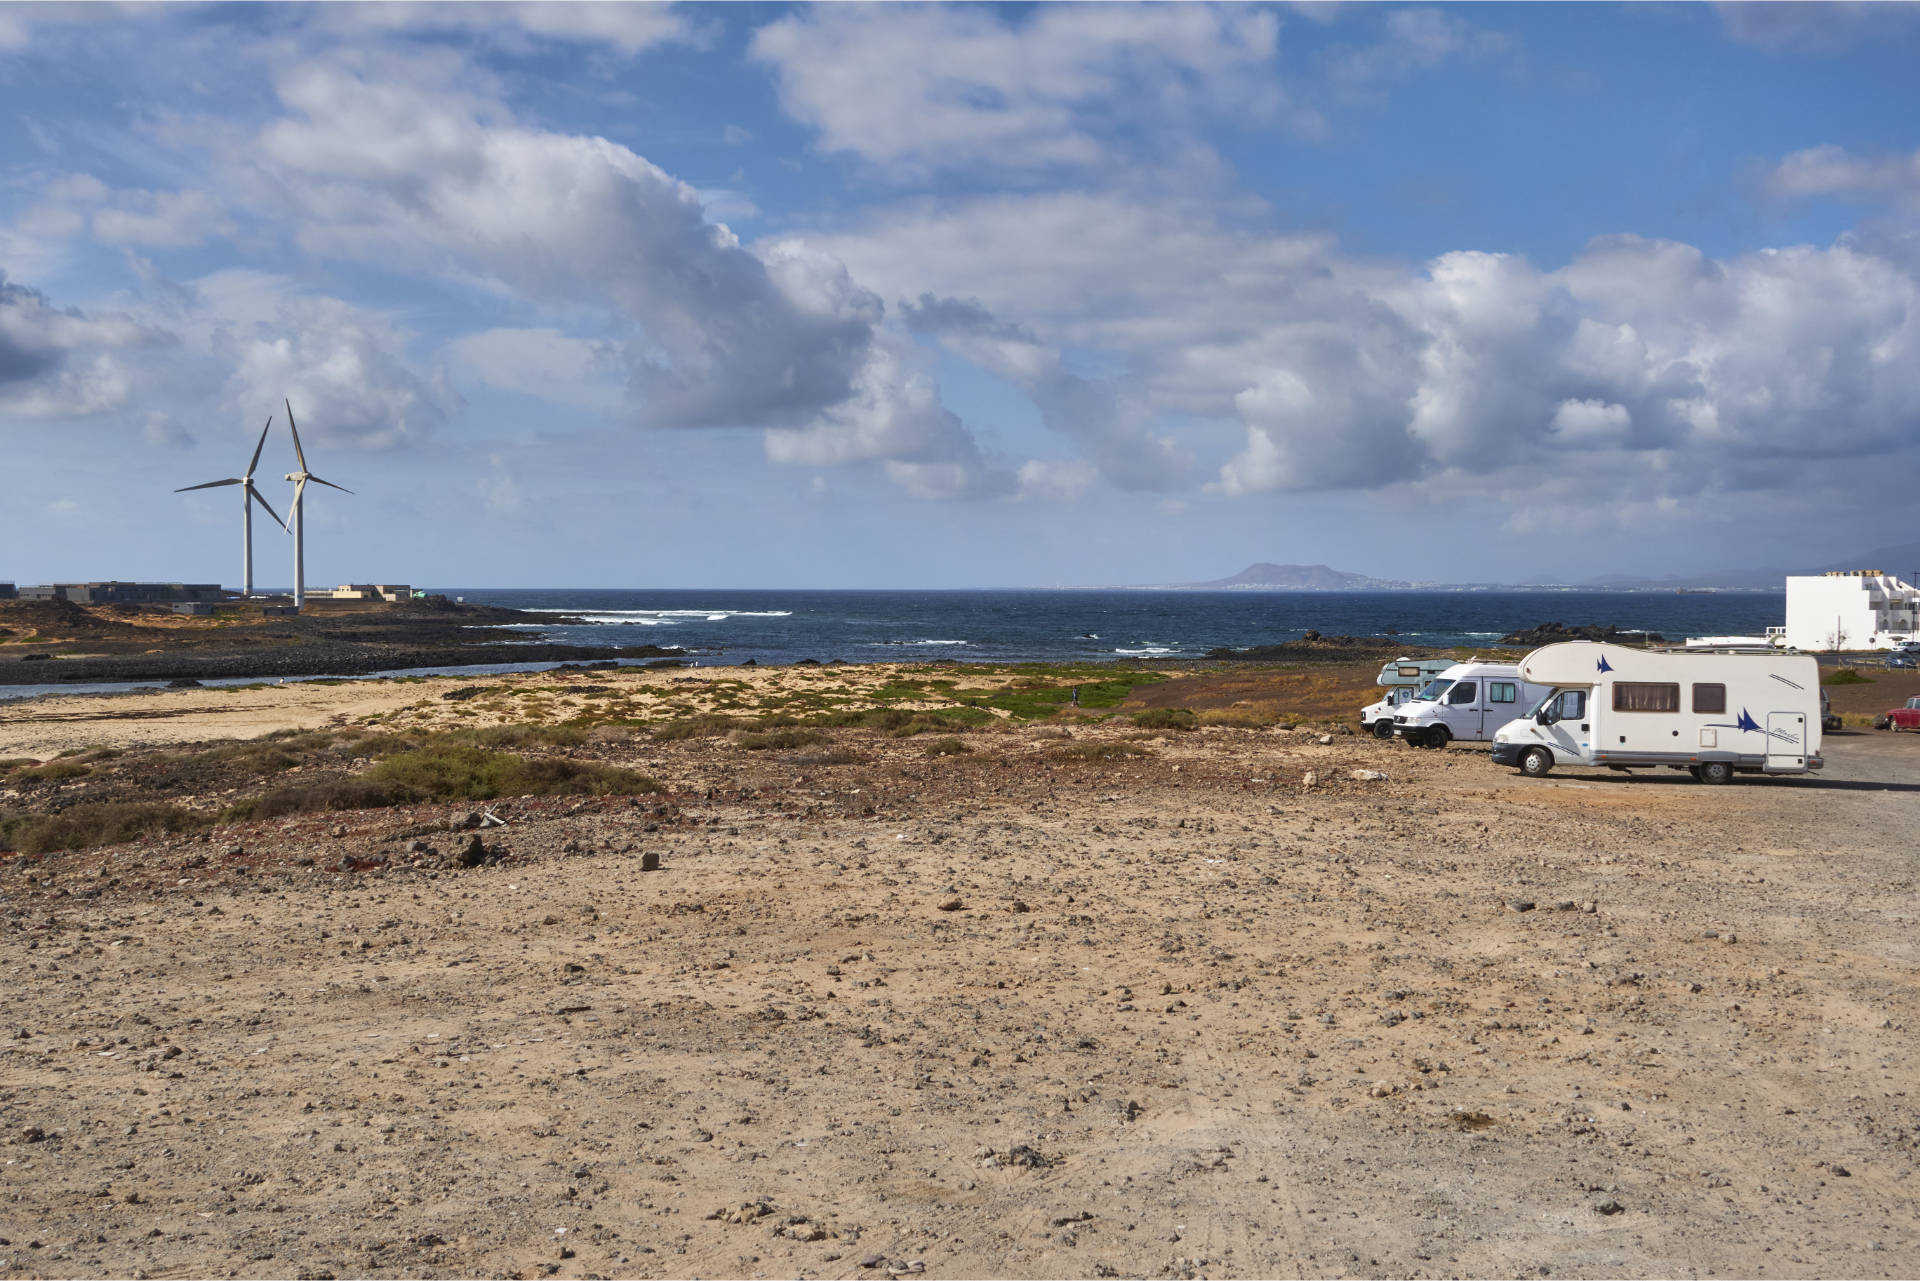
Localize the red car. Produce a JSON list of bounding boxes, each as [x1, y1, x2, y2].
[[1879, 696, 1920, 730]]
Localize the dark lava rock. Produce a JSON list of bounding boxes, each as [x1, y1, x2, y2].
[[640, 851, 661, 872], [165, 678, 203, 688], [1499, 621, 1665, 647], [441, 686, 489, 702]]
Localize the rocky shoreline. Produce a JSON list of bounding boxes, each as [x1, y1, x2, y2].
[[0, 597, 685, 687], [0, 641, 687, 686]]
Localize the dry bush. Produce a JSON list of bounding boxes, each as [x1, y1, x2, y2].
[[2, 802, 210, 854], [734, 727, 825, 751], [923, 737, 972, 756], [1045, 741, 1149, 762], [1132, 708, 1198, 732]]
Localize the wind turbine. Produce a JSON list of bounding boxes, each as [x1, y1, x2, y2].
[[175, 415, 286, 597], [282, 399, 353, 609]]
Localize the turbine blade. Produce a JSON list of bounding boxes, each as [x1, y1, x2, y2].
[[247, 483, 287, 531], [245, 414, 274, 479], [175, 478, 242, 492], [286, 399, 308, 471], [307, 475, 354, 494]]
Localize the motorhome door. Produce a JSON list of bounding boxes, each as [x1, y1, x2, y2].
[[1766, 711, 1807, 771], [1443, 679, 1478, 735]]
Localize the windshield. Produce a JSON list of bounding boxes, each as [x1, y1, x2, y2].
[[1412, 678, 1453, 702], [1528, 688, 1559, 717]]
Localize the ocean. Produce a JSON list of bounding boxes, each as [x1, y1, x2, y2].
[[458, 587, 1787, 666], [0, 588, 1787, 702]]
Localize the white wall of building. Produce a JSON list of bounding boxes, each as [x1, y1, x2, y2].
[[1784, 572, 1920, 650]]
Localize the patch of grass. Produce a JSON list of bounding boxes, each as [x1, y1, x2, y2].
[[1045, 740, 1150, 762], [1, 802, 211, 855], [1823, 668, 1875, 685], [16, 760, 93, 781], [654, 713, 753, 740], [366, 745, 658, 802], [735, 727, 826, 751], [224, 746, 660, 820], [814, 706, 991, 736], [1195, 705, 1282, 729], [1132, 707, 1198, 732], [923, 737, 972, 756], [0, 757, 39, 773]]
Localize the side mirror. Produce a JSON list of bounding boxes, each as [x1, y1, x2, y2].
[[1536, 709, 1551, 725]]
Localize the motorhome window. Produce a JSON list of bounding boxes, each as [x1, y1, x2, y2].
[[1692, 683, 1727, 715], [1397, 666, 1421, 678], [1489, 682, 1517, 703], [1613, 682, 1680, 713], [1556, 690, 1587, 720], [1416, 679, 1452, 701], [1447, 681, 1478, 705]]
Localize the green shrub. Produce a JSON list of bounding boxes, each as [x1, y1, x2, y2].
[[1131, 707, 1198, 731], [924, 737, 972, 756], [1823, 668, 1874, 685], [1, 802, 210, 855]]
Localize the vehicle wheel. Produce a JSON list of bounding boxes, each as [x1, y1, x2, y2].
[[1698, 760, 1733, 785], [1424, 726, 1451, 750], [1519, 747, 1552, 777], [1371, 719, 1394, 740]]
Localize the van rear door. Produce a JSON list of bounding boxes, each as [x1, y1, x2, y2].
[[1765, 711, 1808, 772]]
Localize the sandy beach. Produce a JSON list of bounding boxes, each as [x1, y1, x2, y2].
[[2, 660, 1917, 1279]]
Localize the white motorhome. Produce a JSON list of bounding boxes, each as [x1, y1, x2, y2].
[[1360, 657, 1458, 739], [1490, 641, 1823, 783], [1393, 661, 1552, 748]]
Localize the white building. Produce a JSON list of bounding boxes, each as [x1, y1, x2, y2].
[[1781, 571, 1920, 651]]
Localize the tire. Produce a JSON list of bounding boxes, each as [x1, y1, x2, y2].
[[1423, 725, 1451, 750], [1371, 719, 1394, 740], [1698, 760, 1733, 785], [1518, 747, 1552, 777]]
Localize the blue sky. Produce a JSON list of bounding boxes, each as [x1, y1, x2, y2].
[[3, 1, 1919, 589]]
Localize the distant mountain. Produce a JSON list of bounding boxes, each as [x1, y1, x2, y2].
[[1182, 562, 1411, 591]]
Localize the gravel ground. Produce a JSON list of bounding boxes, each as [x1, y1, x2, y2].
[[2, 713, 1916, 1280]]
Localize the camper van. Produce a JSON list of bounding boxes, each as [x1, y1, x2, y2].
[[1360, 657, 1459, 739], [1490, 642, 1824, 783], [1393, 661, 1552, 748]]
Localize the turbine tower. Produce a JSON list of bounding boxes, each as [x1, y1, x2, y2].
[[174, 415, 286, 597], [282, 399, 353, 610]]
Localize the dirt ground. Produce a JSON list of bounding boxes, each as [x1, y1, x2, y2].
[[2, 672, 1917, 1281]]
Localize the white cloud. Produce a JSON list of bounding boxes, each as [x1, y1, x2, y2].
[[1768, 144, 1920, 210], [1325, 7, 1505, 88], [0, 270, 164, 418], [1714, 2, 1920, 53], [21, 174, 234, 248], [749, 3, 1296, 176], [901, 293, 1189, 492], [798, 188, 1920, 506], [1549, 398, 1632, 447], [315, 2, 697, 55], [193, 269, 457, 452], [231, 49, 1000, 495], [443, 328, 625, 413]]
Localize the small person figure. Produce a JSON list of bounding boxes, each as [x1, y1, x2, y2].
[[1071, 685, 1080, 706]]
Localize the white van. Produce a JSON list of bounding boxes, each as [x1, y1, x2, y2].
[[1360, 657, 1458, 739], [1393, 661, 1551, 749], [1491, 641, 1824, 783]]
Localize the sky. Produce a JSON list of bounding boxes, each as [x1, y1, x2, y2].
[[2, 1, 1919, 590]]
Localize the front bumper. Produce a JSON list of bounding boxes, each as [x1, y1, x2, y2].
[[1489, 741, 1524, 766]]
